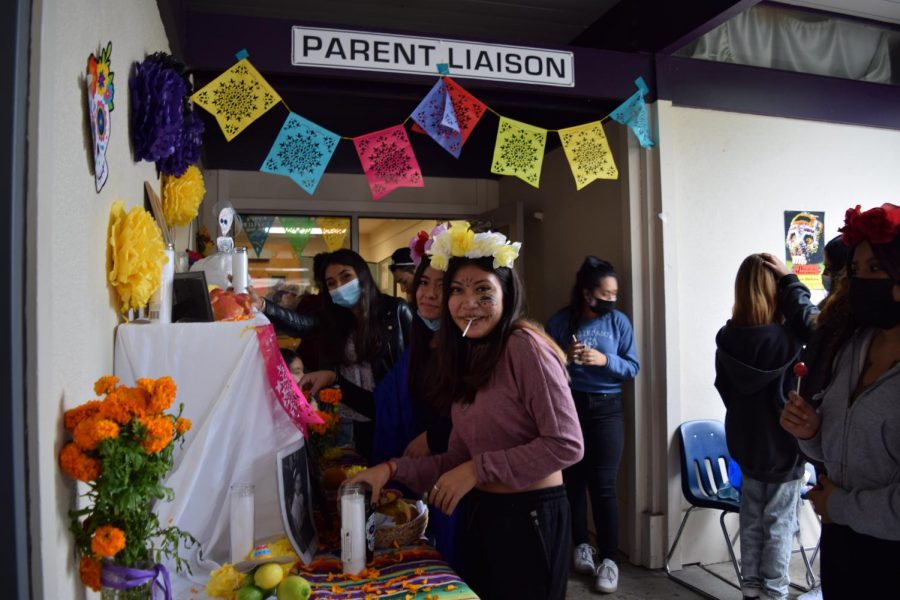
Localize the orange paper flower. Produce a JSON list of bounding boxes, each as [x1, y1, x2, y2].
[[79, 555, 102, 591], [91, 524, 127, 558]]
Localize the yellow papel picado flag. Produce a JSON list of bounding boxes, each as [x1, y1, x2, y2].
[[559, 121, 618, 190], [490, 117, 547, 188], [191, 58, 281, 141]]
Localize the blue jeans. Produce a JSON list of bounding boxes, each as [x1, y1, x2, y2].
[[739, 475, 802, 600], [562, 391, 624, 560]]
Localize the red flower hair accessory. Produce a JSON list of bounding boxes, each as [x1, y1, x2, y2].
[[839, 203, 900, 246], [409, 230, 430, 266]]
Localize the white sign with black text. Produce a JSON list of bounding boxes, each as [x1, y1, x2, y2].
[[292, 26, 575, 87]]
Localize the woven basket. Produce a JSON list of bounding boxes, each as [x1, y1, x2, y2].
[[374, 504, 428, 549]]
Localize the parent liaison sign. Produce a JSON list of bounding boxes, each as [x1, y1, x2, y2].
[[292, 26, 574, 87]]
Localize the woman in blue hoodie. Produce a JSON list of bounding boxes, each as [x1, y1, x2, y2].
[[546, 257, 639, 595], [715, 253, 809, 600]]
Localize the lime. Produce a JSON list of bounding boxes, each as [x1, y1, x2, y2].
[[236, 585, 264, 600]]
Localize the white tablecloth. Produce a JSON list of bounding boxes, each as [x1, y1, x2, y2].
[[114, 315, 302, 598]]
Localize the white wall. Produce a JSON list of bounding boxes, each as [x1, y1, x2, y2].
[[658, 101, 900, 565], [27, 1, 171, 597]]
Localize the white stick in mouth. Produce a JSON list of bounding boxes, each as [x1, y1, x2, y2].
[[462, 318, 475, 337]]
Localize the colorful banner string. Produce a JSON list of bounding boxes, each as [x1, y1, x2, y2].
[[191, 50, 656, 199]]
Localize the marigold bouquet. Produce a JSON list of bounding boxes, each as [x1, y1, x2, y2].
[[60, 375, 198, 592], [307, 386, 342, 458]]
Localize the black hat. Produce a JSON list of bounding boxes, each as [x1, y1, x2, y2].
[[389, 247, 415, 271]]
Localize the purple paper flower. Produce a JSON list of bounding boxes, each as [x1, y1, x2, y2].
[[157, 108, 204, 177], [129, 52, 203, 174]]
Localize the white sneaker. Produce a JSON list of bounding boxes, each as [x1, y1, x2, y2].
[[594, 558, 619, 594], [798, 585, 822, 600], [572, 543, 596, 575]]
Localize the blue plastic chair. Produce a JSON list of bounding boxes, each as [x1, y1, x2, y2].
[[665, 420, 742, 595]]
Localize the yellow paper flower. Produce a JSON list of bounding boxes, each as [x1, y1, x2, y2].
[[429, 253, 448, 272], [107, 201, 167, 313], [162, 165, 205, 227], [448, 227, 475, 256], [427, 221, 522, 272], [493, 242, 522, 269]]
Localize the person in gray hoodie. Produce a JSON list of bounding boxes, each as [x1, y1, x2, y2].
[[781, 203, 900, 599], [715, 253, 810, 600]]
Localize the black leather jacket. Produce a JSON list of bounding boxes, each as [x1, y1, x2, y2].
[[263, 294, 413, 416]]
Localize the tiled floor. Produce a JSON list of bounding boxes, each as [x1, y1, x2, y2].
[[566, 551, 820, 599]]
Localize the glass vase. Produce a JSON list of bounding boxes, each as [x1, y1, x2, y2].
[[100, 561, 154, 600]]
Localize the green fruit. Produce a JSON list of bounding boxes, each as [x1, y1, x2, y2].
[[277, 575, 312, 600], [254, 563, 285, 590], [236, 585, 264, 600]]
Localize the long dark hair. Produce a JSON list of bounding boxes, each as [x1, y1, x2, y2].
[[429, 256, 525, 408], [407, 257, 439, 404], [567, 256, 617, 335], [316, 249, 383, 366]]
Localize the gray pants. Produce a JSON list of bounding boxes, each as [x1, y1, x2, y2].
[[739, 475, 803, 600]]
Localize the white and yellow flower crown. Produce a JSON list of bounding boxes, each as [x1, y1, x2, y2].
[[427, 221, 522, 272]]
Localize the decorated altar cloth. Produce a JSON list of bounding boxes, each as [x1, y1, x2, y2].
[[114, 315, 306, 599], [298, 545, 478, 599]]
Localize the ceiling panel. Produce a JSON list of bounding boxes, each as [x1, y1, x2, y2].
[[186, 0, 621, 44]]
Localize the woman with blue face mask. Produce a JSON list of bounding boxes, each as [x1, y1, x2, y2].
[[544, 256, 640, 595], [261, 249, 411, 462]]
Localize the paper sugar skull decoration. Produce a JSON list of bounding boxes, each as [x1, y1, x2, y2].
[[87, 42, 115, 192], [217, 207, 236, 253]]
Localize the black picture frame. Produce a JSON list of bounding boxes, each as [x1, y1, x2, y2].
[[172, 271, 214, 323], [276, 437, 318, 565]]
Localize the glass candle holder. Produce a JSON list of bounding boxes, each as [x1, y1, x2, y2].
[[229, 483, 255, 564]]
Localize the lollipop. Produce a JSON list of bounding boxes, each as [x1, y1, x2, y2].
[[793, 362, 808, 394]]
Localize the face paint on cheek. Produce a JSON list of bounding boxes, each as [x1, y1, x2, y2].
[[479, 295, 498, 306]]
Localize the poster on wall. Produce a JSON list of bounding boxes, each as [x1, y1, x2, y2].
[[783, 210, 825, 290], [87, 42, 115, 193]]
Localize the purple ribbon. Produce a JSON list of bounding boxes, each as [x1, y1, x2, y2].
[[101, 562, 172, 600]]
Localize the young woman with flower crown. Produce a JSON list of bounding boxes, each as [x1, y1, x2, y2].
[[350, 223, 584, 600], [781, 203, 900, 599]]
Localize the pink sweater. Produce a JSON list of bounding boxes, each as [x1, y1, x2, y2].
[[394, 328, 584, 492]]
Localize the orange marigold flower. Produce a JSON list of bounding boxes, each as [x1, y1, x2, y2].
[[79, 555, 102, 591], [318, 388, 342, 405], [99, 391, 134, 425], [91, 524, 126, 558], [120, 386, 150, 417], [59, 443, 101, 482], [64, 400, 103, 433], [135, 377, 156, 394], [73, 417, 102, 451], [140, 415, 174, 454], [175, 417, 192, 434], [147, 376, 176, 413], [93, 375, 119, 396]]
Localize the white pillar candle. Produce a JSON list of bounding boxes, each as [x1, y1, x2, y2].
[[230, 484, 255, 564], [340, 491, 366, 575]]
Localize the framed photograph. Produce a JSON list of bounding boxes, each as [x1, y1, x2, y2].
[[276, 437, 318, 565], [172, 271, 214, 322]]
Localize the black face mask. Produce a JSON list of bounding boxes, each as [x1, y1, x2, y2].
[[589, 299, 616, 316], [849, 278, 900, 330]]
